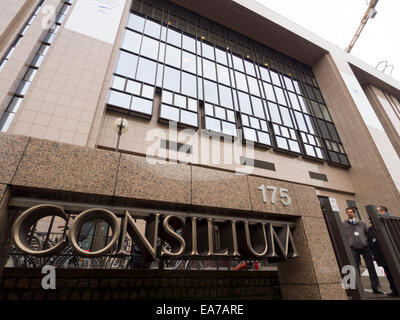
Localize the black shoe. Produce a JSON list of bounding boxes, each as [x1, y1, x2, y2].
[[372, 290, 385, 295], [387, 291, 399, 297]]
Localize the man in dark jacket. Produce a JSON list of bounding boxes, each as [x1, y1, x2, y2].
[[367, 219, 399, 297], [343, 208, 383, 294]]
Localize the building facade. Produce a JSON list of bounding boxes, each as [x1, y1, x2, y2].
[[0, 0, 399, 300]]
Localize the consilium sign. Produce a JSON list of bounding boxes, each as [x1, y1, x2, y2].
[[11, 204, 299, 261]]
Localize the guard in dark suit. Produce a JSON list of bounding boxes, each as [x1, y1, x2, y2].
[[367, 225, 399, 297], [342, 208, 382, 294]]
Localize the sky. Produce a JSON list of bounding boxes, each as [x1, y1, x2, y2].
[[254, 0, 400, 82]]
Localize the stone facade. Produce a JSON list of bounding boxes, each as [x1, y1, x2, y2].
[[0, 132, 347, 300]]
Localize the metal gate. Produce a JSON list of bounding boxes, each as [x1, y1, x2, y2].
[[318, 196, 365, 300], [366, 205, 400, 294]]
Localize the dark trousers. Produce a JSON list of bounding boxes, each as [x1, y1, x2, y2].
[[381, 264, 398, 294], [352, 247, 379, 291]]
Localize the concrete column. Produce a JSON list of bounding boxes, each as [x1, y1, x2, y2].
[[277, 185, 347, 300], [0, 185, 11, 277]]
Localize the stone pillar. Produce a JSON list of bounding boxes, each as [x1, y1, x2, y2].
[[277, 185, 347, 300], [0, 185, 11, 277]]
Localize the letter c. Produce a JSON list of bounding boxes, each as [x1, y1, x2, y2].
[[11, 204, 68, 256]]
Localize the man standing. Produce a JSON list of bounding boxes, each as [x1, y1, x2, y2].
[[342, 208, 383, 294], [377, 206, 392, 216], [367, 209, 399, 297]]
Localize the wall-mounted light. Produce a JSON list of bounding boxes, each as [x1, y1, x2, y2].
[[112, 118, 129, 152]]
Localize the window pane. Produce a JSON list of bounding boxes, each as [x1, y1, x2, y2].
[[288, 92, 300, 110], [274, 86, 287, 105], [181, 72, 197, 98], [320, 104, 332, 121], [203, 80, 218, 104], [259, 66, 271, 82], [268, 102, 281, 124], [258, 131, 271, 145], [202, 42, 215, 60], [247, 76, 260, 96], [162, 91, 173, 104], [182, 34, 196, 52], [165, 45, 181, 68], [127, 14, 145, 32], [219, 85, 234, 109], [160, 104, 179, 121], [216, 64, 230, 86], [244, 60, 256, 76], [115, 51, 137, 78], [163, 66, 180, 92], [140, 36, 159, 60], [232, 55, 244, 72], [167, 28, 181, 47], [283, 76, 294, 91], [131, 96, 153, 115], [295, 111, 307, 131], [289, 140, 300, 153], [205, 116, 221, 132], [144, 19, 160, 38], [263, 82, 275, 101], [174, 94, 186, 108], [111, 75, 125, 91], [238, 92, 252, 115], [203, 59, 216, 81], [136, 57, 157, 84], [108, 90, 131, 109], [215, 48, 227, 65], [142, 85, 154, 99], [276, 137, 288, 150], [121, 30, 141, 54], [181, 109, 198, 127], [188, 98, 197, 112], [222, 121, 237, 136], [182, 51, 196, 73], [205, 103, 213, 116], [251, 96, 265, 119], [215, 106, 226, 120], [227, 110, 235, 122], [282, 108, 294, 127], [243, 127, 257, 141], [234, 71, 248, 92], [270, 70, 281, 86], [126, 80, 141, 95]]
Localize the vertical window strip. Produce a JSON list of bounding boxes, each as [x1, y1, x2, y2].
[[0, 0, 74, 133], [0, 0, 46, 72]]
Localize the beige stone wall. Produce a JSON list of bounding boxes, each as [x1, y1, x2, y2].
[[8, 0, 130, 147], [0, 0, 30, 51], [0, 0, 49, 114], [313, 53, 400, 218], [364, 85, 400, 158]]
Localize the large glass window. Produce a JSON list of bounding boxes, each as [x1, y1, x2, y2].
[[107, 7, 350, 167]]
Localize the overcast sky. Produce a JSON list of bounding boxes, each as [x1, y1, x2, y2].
[[255, 0, 400, 82]]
